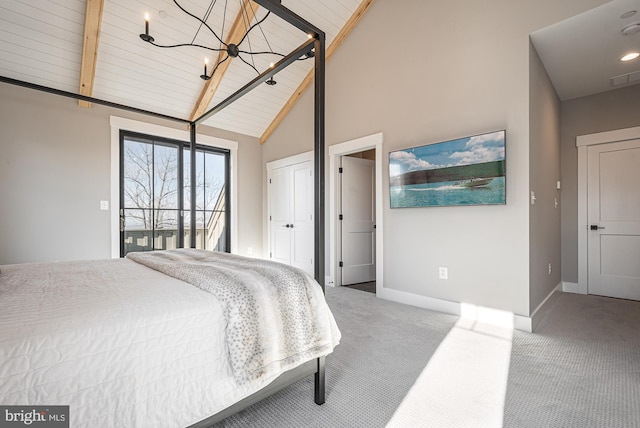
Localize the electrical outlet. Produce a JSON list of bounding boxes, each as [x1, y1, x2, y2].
[[247, 247, 253, 255], [100, 200, 109, 210], [548, 263, 552, 275], [438, 266, 448, 280]]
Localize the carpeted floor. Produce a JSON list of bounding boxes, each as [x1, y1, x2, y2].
[[211, 287, 640, 428], [504, 292, 640, 428]]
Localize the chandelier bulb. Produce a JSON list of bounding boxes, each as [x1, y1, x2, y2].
[[140, 11, 154, 42]]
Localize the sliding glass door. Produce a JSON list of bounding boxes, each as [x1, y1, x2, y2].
[[120, 131, 229, 257]]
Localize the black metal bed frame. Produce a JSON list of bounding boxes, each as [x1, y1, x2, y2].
[[1, 0, 327, 423]]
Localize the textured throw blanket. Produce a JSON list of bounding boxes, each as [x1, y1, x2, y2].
[[127, 249, 340, 385]]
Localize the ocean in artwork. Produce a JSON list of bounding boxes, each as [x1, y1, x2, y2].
[[390, 176, 505, 208]]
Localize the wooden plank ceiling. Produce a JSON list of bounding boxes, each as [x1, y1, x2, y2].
[[0, 0, 373, 142]]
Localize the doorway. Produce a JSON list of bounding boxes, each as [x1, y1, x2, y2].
[[340, 151, 376, 290], [577, 127, 640, 301], [328, 133, 383, 293]]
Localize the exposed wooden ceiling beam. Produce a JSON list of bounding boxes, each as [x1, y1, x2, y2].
[[190, 0, 259, 122], [260, 0, 375, 144], [78, 0, 104, 108]]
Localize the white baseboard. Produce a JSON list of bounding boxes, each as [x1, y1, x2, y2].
[[529, 282, 563, 332], [376, 285, 566, 333], [513, 315, 532, 333], [377, 287, 461, 317]]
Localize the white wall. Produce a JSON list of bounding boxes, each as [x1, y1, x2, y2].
[[262, 0, 607, 317], [0, 83, 263, 264]]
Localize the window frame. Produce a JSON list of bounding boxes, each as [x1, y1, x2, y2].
[[120, 130, 231, 256], [110, 116, 238, 258]]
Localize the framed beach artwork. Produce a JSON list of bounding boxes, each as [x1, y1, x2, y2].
[[389, 130, 506, 208]]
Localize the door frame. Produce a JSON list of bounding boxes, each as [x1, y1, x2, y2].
[[339, 155, 376, 286], [576, 125, 640, 294], [328, 132, 383, 291]]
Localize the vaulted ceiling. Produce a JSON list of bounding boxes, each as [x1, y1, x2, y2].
[[0, 0, 373, 142]]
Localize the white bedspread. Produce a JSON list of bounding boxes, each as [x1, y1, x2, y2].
[[0, 254, 340, 427], [127, 249, 340, 386]]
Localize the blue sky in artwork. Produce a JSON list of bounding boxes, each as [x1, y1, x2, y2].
[[389, 130, 505, 177]]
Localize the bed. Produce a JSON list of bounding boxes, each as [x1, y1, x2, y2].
[[1, 0, 330, 425], [0, 249, 341, 427]]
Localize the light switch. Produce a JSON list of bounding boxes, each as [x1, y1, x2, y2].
[[100, 200, 109, 210]]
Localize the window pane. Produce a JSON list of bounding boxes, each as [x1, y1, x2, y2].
[[154, 143, 178, 209], [194, 211, 205, 250], [184, 149, 205, 211], [154, 210, 178, 250], [124, 209, 152, 253], [183, 210, 206, 249], [204, 151, 226, 211], [123, 140, 152, 210], [183, 210, 191, 248], [204, 210, 227, 252]]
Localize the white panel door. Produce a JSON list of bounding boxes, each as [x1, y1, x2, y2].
[[587, 139, 640, 300], [290, 162, 314, 275], [268, 161, 314, 276], [269, 166, 291, 266], [341, 156, 375, 285]]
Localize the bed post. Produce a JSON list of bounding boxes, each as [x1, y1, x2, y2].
[[314, 35, 326, 293], [314, 356, 326, 405], [313, 29, 327, 407], [189, 122, 197, 248]]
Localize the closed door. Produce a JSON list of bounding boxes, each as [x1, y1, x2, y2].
[[587, 139, 640, 301], [268, 161, 314, 276], [289, 162, 314, 274], [269, 166, 292, 266], [341, 156, 375, 285]]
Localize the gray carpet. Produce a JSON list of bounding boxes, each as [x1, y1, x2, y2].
[[211, 287, 640, 427], [504, 292, 640, 428]]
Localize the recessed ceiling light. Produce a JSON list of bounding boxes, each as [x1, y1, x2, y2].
[[621, 10, 637, 19], [621, 22, 640, 35], [621, 52, 640, 61]]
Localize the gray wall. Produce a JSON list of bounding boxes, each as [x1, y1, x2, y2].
[[560, 84, 640, 284], [0, 82, 263, 264], [529, 43, 562, 313], [263, 0, 606, 317]]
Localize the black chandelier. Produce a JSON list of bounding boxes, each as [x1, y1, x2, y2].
[[139, 0, 315, 85]]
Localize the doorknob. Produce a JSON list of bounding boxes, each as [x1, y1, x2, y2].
[[590, 225, 605, 230]]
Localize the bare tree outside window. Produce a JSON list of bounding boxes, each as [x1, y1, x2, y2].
[[124, 141, 178, 230]]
